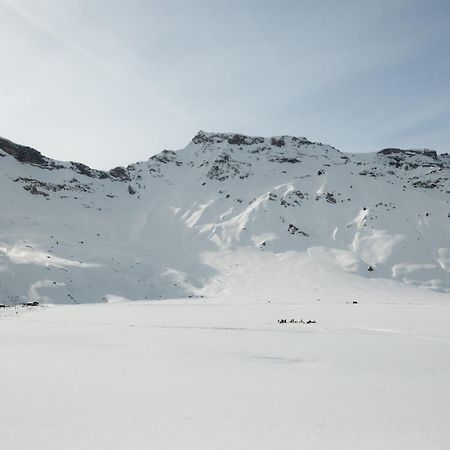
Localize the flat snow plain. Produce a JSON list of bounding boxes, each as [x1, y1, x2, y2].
[[1, 289, 450, 450]]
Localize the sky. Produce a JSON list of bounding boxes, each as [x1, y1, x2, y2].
[[0, 0, 449, 169]]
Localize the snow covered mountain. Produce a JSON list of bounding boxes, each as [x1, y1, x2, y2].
[[1, 131, 449, 304]]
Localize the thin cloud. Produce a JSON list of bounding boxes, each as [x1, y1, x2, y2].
[[0, 0, 189, 127], [0, 0, 448, 167]]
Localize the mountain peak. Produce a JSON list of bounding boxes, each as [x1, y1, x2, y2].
[[191, 130, 312, 148]]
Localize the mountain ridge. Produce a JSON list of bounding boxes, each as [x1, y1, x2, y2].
[[2, 130, 448, 174], [0, 131, 449, 304]]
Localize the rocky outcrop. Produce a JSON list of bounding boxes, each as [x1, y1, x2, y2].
[[0, 136, 50, 167], [109, 166, 129, 181], [0, 135, 130, 181], [206, 153, 251, 181]]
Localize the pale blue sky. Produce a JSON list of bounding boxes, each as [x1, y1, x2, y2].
[[0, 0, 449, 168]]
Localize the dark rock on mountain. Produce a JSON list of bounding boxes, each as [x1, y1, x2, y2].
[[70, 162, 110, 179], [150, 150, 179, 164], [206, 153, 251, 181], [109, 166, 129, 181], [0, 136, 48, 166]]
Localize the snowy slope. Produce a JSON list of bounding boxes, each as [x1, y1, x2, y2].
[[0, 131, 449, 304]]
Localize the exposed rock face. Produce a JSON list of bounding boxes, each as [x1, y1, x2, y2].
[[0, 136, 48, 166], [0, 136, 122, 180], [23, 184, 49, 197], [377, 148, 447, 170], [206, 153, 251, 181], [150, 150, 179, 164], [69, 162, 110, 179], [378, 148, 438, 159], [192, 131, 266, 146], [14, 177, 92, 193], [288, 224, 309, 237], [326, 193, 337, 204], [109, 166, 129, 181]]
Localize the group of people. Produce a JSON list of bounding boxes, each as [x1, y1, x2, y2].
[[277, 318, 316, 324]]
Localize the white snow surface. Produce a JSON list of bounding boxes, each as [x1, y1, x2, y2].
[[0, 131, 449, 303], [1, 293, 450, 449]]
